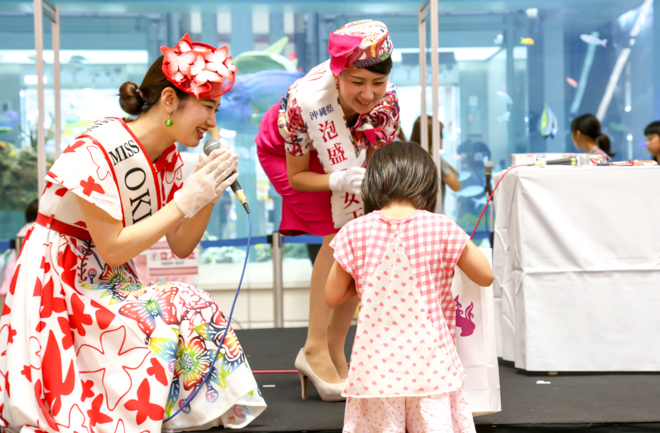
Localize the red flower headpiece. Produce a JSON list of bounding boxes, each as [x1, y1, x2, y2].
[[160, 33, 238, 99]]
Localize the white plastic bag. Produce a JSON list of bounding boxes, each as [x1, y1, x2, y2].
[[451, 248, 501, 416]]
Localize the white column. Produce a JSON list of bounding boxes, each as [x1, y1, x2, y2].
[[33, 0, 46, 195], [52, 5, 61, 160], [418, 4, 428, 153]]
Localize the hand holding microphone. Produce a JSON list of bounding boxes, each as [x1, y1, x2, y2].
[[329, 149, 367, 195], [174, 148, 238, 218], [204, 138, 250, 213]]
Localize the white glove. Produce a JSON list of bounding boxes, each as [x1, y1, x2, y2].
[[195, 143, 236, 204], [212, 144, 236, 204], [191, 154, 205, 175], [174, 149, 238, 218], [328, 149, 367, 195]]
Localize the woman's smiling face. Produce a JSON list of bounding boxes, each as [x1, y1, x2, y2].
[[170, 95, 221, 148], [337, 68, 388, 119]]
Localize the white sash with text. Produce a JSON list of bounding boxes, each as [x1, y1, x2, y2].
[[296, 60, 364, 229]]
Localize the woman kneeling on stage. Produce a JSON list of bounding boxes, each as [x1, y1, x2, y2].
[[0, 34, 266, 432]]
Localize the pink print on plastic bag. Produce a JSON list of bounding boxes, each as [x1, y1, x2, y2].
[[454, 295, 475, 337]]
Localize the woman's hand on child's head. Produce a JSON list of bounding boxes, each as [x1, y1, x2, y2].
[[328, 149, 367, 195]]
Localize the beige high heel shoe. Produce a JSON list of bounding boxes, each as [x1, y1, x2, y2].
[[295, 349, 345, 402]]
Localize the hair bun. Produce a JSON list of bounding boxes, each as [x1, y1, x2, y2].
[[119, 81, 143, 116]]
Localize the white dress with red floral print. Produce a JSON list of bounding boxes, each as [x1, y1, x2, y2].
[[0, 118, 266, 433]]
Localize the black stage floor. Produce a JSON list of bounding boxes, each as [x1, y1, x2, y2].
[[207, 327, 660, 432]]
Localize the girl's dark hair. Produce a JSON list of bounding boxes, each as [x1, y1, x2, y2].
[[644, 121, 660, 137], [410, 115, 443, 153], [362, 141, 438, 214], [119, 55, 189, 116], [571, 113, 616, 158], [364, 56, 393, 75]]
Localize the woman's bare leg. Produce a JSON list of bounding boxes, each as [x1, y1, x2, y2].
[[302, 233, 343, 384]]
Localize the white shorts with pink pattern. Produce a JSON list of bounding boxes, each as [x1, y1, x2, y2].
[[343, 388, 476, 433]]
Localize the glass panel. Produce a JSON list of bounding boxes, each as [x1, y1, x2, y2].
[[0, 2, 656, 256]]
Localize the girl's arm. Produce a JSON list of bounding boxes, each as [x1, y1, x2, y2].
[[456, 240, 494, 287], [76, 196, 188, 268], [325, 260, 357, 308]]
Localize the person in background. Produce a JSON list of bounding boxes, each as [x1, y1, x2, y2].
[[0, 199, 38, 298], [644, 121, 660, 162], [410, 115, 461, 212], [326, 141, 493, 433], [393, 128, 406, 142], [571, 113, 615, 161]]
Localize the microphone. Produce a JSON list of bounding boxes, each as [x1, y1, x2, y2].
[[203, 138, 250, 214], [484, 160, 494, 197], [483, 160, 494, 248], [528, 157, 578, 167]]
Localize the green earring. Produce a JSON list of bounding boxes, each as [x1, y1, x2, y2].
[[165, 118, 173, 127]]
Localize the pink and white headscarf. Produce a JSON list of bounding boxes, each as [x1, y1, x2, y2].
[[328, 20, 393, 76]]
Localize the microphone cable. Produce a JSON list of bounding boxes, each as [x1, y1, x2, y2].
[[164, 203, 252, 423]]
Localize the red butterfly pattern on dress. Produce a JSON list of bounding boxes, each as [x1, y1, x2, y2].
[[42, 330, 76, 417], [88, 394, 113, 427], [80, 176, 105, 197], [123, 378, 164, 425], [62, 140, 85, 154], [87, 145, 111, 181], [55, 403, 89, 432], [76, 326, 152, 410]]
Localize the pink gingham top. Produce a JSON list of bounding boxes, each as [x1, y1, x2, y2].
[[331, 210, 470, 397], [332, 210, 469, 339]]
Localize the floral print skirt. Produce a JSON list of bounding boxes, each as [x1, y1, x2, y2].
[[0, 225, 266, 432]]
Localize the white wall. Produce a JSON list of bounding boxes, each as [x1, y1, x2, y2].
[[193, 260, 314, 329]]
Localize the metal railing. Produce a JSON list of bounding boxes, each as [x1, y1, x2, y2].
[[33, 0, 62, 194]]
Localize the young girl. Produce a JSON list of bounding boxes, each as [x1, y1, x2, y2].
[[326, 141, 493, 432], [571, 113, 615, 161]]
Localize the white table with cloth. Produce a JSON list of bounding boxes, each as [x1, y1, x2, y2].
[[491, 165, 660, 371]]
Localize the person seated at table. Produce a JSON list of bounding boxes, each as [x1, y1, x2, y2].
[[571, 114, 615, 161], [644, 120, 660, 162]]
